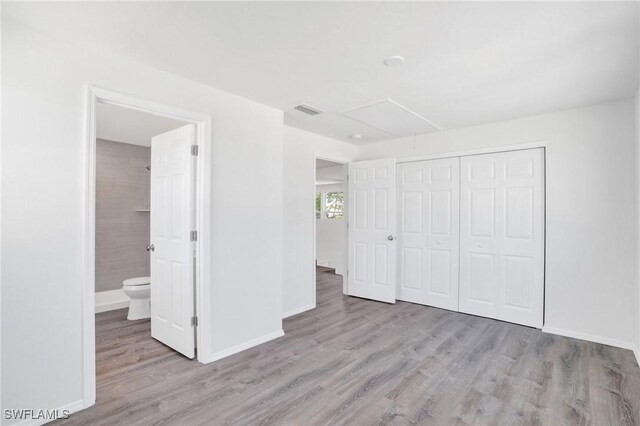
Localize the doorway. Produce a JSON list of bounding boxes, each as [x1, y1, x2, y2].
[[82, 87, 212, 407], [314, 158, 347, 303]]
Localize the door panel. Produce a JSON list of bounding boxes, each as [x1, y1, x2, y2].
[[504, 255, 533, 309], [397, 158, 459, 310], [374, 189, 388, 229], [402, 192, 423, 233], [150, 124, 196, 358], [430, 190, 451, 234], [459, 148, 544, 328], [374, 244, 389, 284], [429, 249, 452, 295], [402, 247, 422, 290], [470, 189, 495, 237], [354, 190, 367, 229], [347, 159, 397, 303], [505, 187, 533, 238], [469, 253, 495, 304]]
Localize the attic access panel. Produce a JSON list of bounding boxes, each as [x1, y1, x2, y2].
[[341, 99, 441, 137]]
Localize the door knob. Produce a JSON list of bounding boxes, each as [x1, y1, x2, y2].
[[387, 235, 395, 241], [146, 244, 155, 252]]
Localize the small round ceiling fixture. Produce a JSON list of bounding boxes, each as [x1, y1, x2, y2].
[[350, 133, 363, 140], [384, 55, 405, 67]]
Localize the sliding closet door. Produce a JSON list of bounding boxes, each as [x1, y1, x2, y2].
[[347, 159, 397, 303], [397, 158, 459, 311], [459, 148, 544, 328]]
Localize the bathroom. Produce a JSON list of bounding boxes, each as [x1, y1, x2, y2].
[[94, 101, 187, 320]]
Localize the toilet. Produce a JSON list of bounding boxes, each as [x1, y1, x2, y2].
[[122, 276, 151, 320]]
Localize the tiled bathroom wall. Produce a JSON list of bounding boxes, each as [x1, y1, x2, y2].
[[96, 139, 151, 292]]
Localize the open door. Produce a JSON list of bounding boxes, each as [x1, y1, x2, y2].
[[347, 159, 397, 303], [150, 124, 196, 358]]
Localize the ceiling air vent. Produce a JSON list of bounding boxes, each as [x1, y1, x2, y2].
[[294, 104, 323, 116]]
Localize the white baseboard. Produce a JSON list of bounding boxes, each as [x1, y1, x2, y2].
[[6, 398, 85, 426], [542, 326, 639, 365], [282, 303, 315, 319], [200, 329, 285, 364], [634, 346, 640, 368], [95, 289, 129, 313]]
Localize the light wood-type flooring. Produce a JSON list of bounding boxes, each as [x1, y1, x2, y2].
[[57, 268, 640, 425]]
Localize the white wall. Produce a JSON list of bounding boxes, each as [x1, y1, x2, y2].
[[315, 183, 345, 275], [0, 1, 4, 413], [283, 127, 356, 317], [315, 218, 345, 275], [358, 99, 639, 351], [2, 18, 283, 414], [636, 89, 640, 364]]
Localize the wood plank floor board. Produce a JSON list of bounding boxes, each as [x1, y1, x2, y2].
[[55, 268, 640, 425]]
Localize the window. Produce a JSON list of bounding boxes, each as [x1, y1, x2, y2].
[[315, 192, 322, 219], [325, 192, 344, 219], [316, 191, 344, 219]]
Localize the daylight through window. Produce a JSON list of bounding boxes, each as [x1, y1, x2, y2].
[[316, 191, 344, 219]]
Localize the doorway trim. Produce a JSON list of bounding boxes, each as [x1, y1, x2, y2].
[[395, 140, 548, 164], [82, 86, 213, 409], [313, 153, 350, 303]]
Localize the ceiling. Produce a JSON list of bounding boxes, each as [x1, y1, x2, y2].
[[6, 2, 639, 144], [96, 102, 186, 147], [316, 159, 342, 169], [316, 159, 343, 185]]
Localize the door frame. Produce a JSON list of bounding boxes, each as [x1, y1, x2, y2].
[[82, 86, 213, 409], [395, 141, 548, 164], [313, 153, 350, 303]]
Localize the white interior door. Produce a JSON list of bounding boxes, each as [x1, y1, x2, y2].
[[150, 124, 196, 358], [459, 148, 545, 328], [397, 158, 459, 311], [347, 159, 397, 303]]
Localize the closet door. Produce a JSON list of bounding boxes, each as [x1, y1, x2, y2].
[[347, 158, 397, 303], [459, 148, 544, 328], [397, 158, 459, 311]]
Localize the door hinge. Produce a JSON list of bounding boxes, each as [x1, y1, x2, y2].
[[191, 316, 198, 327], [190, 230, 198, 241], [191, 145, 199, 156]]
